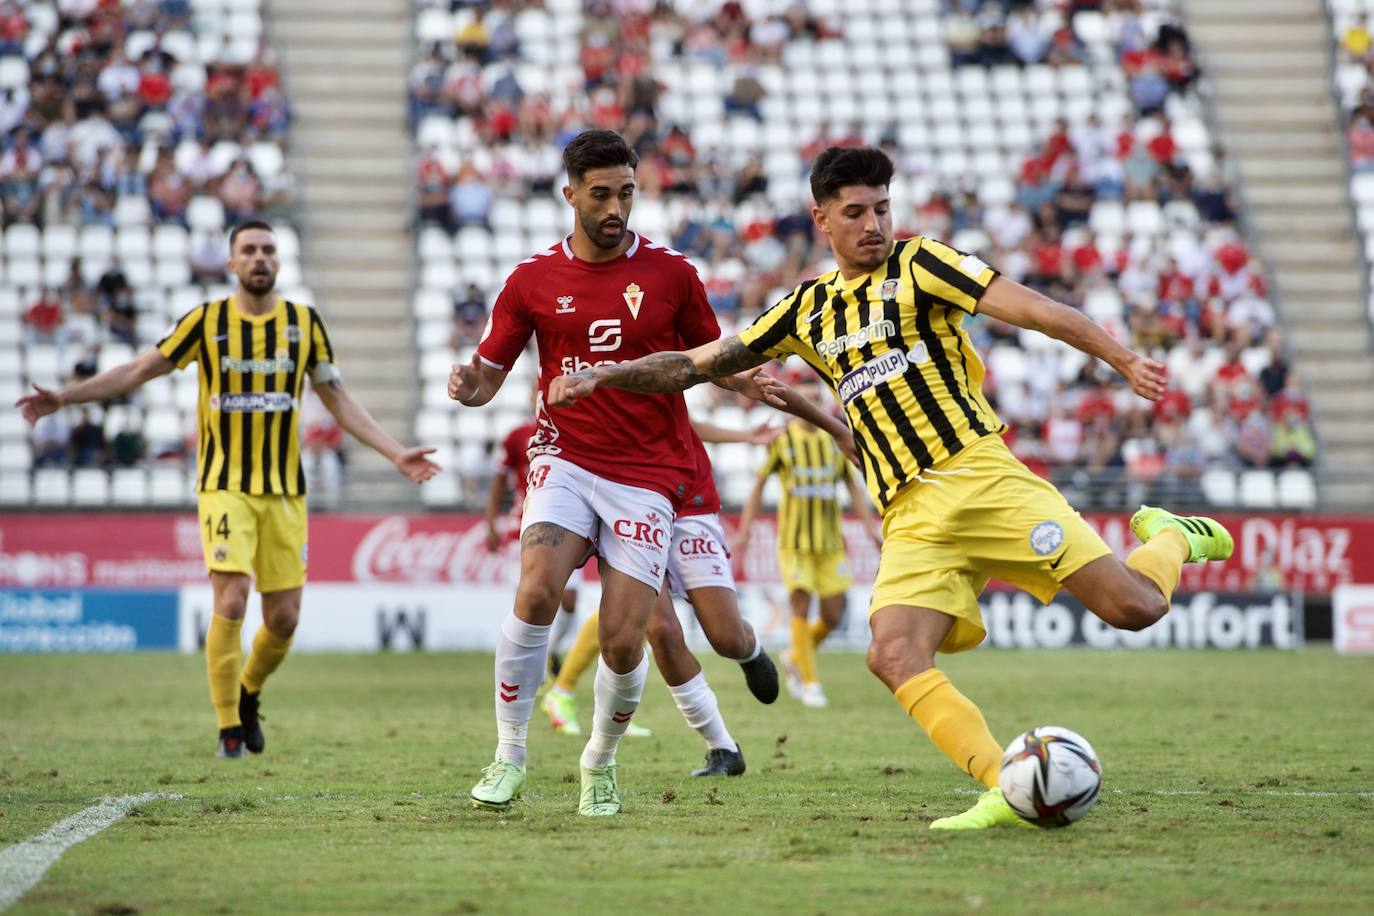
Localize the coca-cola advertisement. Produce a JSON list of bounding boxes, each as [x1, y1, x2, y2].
[[2, 510, 1371, 593]]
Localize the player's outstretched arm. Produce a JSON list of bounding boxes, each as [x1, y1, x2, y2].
[[448, 353, 509, 407], [978, 277, 1167, 401], [312, 377, 440, 484], [547, 335, 768, 406], [690, 418, 782, 446], [14, 349, 174, 424]]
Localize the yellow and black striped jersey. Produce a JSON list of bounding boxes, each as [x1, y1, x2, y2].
[[156, 296, 335, 495], [760, 422, 852, 554], [738, 236, 1005, 513]]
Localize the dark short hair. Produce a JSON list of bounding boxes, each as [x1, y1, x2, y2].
[[229, 220, 274, 251], [562, 129, 638, 184], [809, 146, 894, 204]]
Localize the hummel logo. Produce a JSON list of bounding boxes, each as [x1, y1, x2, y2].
[[499, 681, 519, 703], [611, 710, 634, 724], [555, 296, 575, 314]]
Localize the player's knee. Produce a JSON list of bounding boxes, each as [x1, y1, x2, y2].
[[1113, 588, 1167, 631], [646, 611, 682, 652], [600, 637, 643, 673], [513, 577, 563, 620]]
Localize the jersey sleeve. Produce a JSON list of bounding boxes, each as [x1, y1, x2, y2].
[[476, 276, 534, 371], [758, 436, 784, 478], [909, 236, 1000, 314], [674, 263, 721, 349], [499, 428, 523, 472], [737, 284, 808, 361], [156, 305, 205, 369], [303, 306, 334, 368]]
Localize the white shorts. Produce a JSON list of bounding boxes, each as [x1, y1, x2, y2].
[[521, 455, 674, 590], [667, 513, 736, 596]]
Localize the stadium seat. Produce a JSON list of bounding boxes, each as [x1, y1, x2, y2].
[[1238, 470, 1278, 508], [72, 468, 111, 505], [0, 470, 30, 505], [33, 468, 71, 505], [1276, 469, 1317, 509], [1200, 469, 1237, 506], [149, 467, 188, 505]]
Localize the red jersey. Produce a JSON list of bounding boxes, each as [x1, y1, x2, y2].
[[680, 428, 721, 518], [478, 233, 721, 505], [500, 420, 537, 508]]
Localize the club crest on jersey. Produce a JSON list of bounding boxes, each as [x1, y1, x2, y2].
[[623, 282, 644, 319], [555, 296, 575, 314], [286, 324, 301, 343], [880, 278, 901, 300]]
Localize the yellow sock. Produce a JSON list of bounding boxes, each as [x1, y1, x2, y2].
[[809, 617, 836, 648], [205, 614, 244, 729], [894, 668, 1004, 789], [1126, 528, 1188, 608], [241, 625, 293, 695], [790, 616, 818, 684], [554, 610, 600, 693]]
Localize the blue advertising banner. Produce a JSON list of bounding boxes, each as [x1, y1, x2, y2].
[[0, 589, 179, 652]]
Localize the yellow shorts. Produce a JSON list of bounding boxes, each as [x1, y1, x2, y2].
[[778, 549, 853, 598], [870, 436, 1111, 654], [198, 491, 308, 593]]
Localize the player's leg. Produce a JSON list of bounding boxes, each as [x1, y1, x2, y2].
[[867, 602, 1026, 831], [788, 587, 826, 705], [545, 587, 579, 677], [198, 491, 258, 757], [812, 550, 852, 648], [646, 588, 744, 776], [236, 585, 300, 755], [206, 571, 252, 757], [473, 457, 597, 810], [668, 515, 777, 704], [543, 608, 598, 736], [687, 587, 779, 705], [579, 565, 658, 815], [237, 494, 309, 755]]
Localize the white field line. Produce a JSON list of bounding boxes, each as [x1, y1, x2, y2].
[[954, 787, 1374, 798], [0, 792, 181, 911]]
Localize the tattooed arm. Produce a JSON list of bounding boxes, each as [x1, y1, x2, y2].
[[547, 336, 768, 406]]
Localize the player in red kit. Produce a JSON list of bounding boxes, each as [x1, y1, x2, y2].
[[450, 130, 790, 815]]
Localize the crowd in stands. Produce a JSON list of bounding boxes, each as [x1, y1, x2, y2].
[[411, 0, 1315, 508]]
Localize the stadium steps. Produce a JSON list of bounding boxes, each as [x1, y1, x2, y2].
[[1186, 0, 1374, 508], [267, 0, 419, 510]]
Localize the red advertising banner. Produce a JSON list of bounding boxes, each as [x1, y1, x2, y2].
[[2, 510, 1371, 593]]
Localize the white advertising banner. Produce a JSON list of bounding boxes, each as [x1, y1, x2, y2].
[[1333, 584, 1374, 654]]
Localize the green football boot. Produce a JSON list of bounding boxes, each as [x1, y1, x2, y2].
[[1130, 505, 1234, 563], [470, 760, 525, 811], [578, 764, 621, 816], [930, 788, 1034, 831]]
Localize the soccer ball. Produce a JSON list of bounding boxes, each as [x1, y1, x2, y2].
[[999, 726, 1102, 828]]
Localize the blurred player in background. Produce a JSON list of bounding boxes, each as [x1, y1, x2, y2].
[[549, 145, 1234, 830], [486, 390, 579, 674], [17, 221, 440, 758], [735, 373, 880, 708]]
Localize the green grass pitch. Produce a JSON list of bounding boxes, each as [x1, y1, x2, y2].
[[2, 649, 1372, 913]]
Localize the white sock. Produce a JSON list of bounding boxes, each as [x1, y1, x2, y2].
[[580, 653, 649, 769], [668, 670, 736, 751], [548, 607, 576, 654], [493, 614, 552, 768]]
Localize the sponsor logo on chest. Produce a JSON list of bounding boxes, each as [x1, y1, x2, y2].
[[816, 319, 897, 357], [210, 392, 296, 413]]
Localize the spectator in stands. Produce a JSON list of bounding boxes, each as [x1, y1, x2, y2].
[[218, 158, 262, 224], [102, 283, 138, 346], [24, 290, 63, 343], [1269, 405, 1316, 470], [1349, 112, 1374, 171], [148, 152, 192, 225], [724, 67, 765, 121], [1234, 409, 1272, 469], [449, 162, 493, 229], [1007, 7, 1051, 65], [108, 418, 145, 468], [32, 413, 70, 468], [190, 232, 228, 284], [1257, 329, 1291, 399], [451, 283, 487, 347], [68, 408, 107, 468]]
